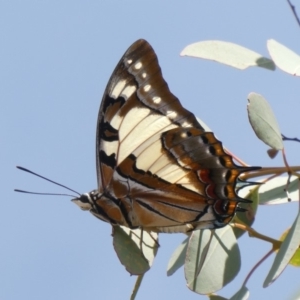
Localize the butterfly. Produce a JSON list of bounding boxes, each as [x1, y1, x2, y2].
[[72, 39, 257, 233]]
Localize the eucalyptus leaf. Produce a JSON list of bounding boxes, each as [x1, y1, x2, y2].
[[233, 185, 259, 238], [264, 212, 300, 287], [113, 226, 158, 275], [230, 286, 249, 300], [167, 237, 188, 276], [185, 227, 240, 294], [267, 39, 300, 76], [259, 176, 299, 204], [209, 295, 228, 300], [247, 93, 283, 150], [181, 40, 275, 70], [279, 229, 300, 267]]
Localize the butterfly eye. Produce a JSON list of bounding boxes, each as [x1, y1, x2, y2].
[[72, 193, 93, 211]]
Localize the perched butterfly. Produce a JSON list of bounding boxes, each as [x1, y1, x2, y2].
[[72, 39, 257, 233]]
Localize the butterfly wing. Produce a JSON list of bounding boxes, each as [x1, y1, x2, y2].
[[94, 39, 255, 233], [96, 39, 202, 190]]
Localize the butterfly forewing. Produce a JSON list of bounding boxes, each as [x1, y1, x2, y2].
[[74, 39, 258, 233], [96, 40, 203, 188]]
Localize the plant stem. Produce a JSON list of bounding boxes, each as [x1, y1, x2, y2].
[[130, 274, 144, 300], [232, 223, 281, 250]]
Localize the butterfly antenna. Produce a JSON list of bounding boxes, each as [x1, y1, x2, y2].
[[14, 189, 76, 197], [15, 166, 81, 196]]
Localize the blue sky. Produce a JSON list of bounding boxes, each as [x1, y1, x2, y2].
[[2, 1, 300, 299]]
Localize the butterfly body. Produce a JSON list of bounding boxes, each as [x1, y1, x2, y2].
[[72, 39, 257, 233]]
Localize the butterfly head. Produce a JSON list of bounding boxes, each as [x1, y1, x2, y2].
[[72, 191, 96, 211]]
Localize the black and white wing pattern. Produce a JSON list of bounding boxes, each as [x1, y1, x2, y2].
[[72, 39, 257, 233]]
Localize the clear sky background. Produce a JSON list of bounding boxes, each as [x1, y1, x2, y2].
[[2, 1, 300, 299]]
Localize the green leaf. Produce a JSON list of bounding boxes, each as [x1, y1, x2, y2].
[[181, 40, 275, 70], [209, 295, 228, 300], [208, 286, 250, 300], [264, 212, 300, 287], [113, 226, 159, 275], [247, 92, 283, 150], [185, 227, 240, 294], [230, 286, 249, 300], [267, 39, 300, 76], [233, 185, 259, 238], [259, 175, 299, 204], [279, 229, 300, 267], [167, 237, 188, 276]]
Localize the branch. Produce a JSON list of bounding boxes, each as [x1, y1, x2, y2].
[[232, 223, 281, 249], [282, 133, 300, 143], [287, 0, 300, 27], [242, 249, 273, 287], [130, 274, 144, 300]]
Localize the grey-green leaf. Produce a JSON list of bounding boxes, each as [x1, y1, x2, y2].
[[267, 39, 300, 76], [263, 212, 300, 287], [167, 237, 188, 276], [259, 175, 299, 204], [247, 93, 283, 150], [209, 295, 228, 300], [181, 40, 275, 70], [208, 286, 249, 300], [113, 226, 158, 275], [185, 227, 240, 294], [233, 185, 259, 238], [230, 286, 249, 300]]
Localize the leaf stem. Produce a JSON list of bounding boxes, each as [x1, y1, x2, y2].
[[130, 274, 144, 300], [232, 223, 281, 250], [286, 0, 300, 27], [242, 249, 274, 286]]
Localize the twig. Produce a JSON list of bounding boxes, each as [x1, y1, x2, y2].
[[130, 274, 144, 300], [287, 0, 300, 27], [242, 249, 273, 287], [232, 223, 281, 249], [282, 133, 300, 143]]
